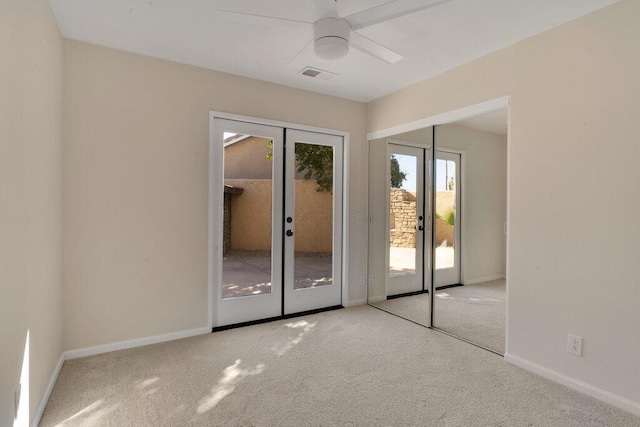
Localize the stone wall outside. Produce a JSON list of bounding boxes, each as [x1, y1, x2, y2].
[[390, 188, 417, 248]]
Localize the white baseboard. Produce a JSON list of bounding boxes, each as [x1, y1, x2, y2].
[[464, 274, 505, 285], [31, 353, 65, 427], [366, 296, 387, 304], [64, 327, 211, 360], [344, 298, 367, 307], [504, 353, 640, 417], [31, 327, 211, 426]]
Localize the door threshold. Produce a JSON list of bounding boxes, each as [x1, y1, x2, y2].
[[212, 305, 343, 333], [436, 283, 463, 291], [386, 283, 463, 300], [387, 289, 429, 300]]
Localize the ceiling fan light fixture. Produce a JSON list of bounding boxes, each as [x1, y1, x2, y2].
[[313, 17, 351, 60], [315, 36, 349, 60]]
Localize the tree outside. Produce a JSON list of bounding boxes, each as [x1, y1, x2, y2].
[[268, 142, 407, 192]]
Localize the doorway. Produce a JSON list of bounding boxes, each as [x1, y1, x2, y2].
[[210, 117, 344, 327]]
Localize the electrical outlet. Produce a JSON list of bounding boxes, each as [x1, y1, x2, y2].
[[567, 334, 583, 356], [368, 275, 374, 286], [14, 383, 21, 419], [360, 275, 366, 286]]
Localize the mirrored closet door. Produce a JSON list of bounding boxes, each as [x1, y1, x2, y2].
[[367, 107, 508, 355], [367, 128, 432, 326], [432, 110, 508, 354]]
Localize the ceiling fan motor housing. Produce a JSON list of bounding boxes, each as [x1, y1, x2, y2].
[[314, 17, 351, 60]]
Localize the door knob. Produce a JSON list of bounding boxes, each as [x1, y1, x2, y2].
[[286, 230, 294, 237]]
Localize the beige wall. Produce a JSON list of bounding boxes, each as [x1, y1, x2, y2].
[[0, 1, 63, 424], [62, 40, 367, 351], [368, 0, 640, 409]]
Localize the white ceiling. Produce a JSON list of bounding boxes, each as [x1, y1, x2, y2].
[[49, 0, 618, 102]]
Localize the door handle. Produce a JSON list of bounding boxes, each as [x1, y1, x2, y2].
[[418, 225, 424, 231], [286, 230, 294, 237]]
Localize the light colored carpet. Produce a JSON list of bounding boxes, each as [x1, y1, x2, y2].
[[371, 280, 505, 354], [40, 306, 638, 426], [371, 292, 430, 326], [434, 280, 506, 354]]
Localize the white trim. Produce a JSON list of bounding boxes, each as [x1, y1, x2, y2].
[[344, 298, 367, 307], [342, 133, 350, 310], [367, 96, 510, 141], [505, 353, 640, 417], [210, 110, 350, 139], [464, 274, 506, 285], [207, 117, 215, 330], [64, 327, 210, 360], [31, 353, 64, 427]]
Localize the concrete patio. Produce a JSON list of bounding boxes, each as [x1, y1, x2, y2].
[[223, 247, 454, 298], [222, 251, 334, 298], [389, 246, 455, 276]]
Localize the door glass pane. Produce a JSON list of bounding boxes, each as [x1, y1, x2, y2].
[[435, 158, 456, 270], [389, 153, 417, 276], [293, 142, 334, 290], [222, 133, 273, 298]]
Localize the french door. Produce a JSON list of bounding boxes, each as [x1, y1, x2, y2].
[[211, 118, 343, 327], [386, 143, 429, 296]]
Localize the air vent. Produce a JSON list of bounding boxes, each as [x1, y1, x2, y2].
[[302, 68, 321, 77], [299, 66, 338, 81]]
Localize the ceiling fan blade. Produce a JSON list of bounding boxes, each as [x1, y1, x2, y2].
[[312, 0, 338, 18], [350, 32, 404, 64], [210, 8, 313, 26], [345, 0, 452, 31]]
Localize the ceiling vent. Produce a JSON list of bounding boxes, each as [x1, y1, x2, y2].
[[299, 66, 338, 81]]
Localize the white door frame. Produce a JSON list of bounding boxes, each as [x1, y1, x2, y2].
[[208, 111, 350, 328], [366, 96, 510, 337]]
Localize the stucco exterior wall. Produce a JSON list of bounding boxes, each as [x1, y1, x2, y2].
[[224, 136, 272, 179], [225, 179, 333, 253]]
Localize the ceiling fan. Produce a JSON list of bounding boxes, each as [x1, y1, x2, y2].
[[211, 0, 452, 64]]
